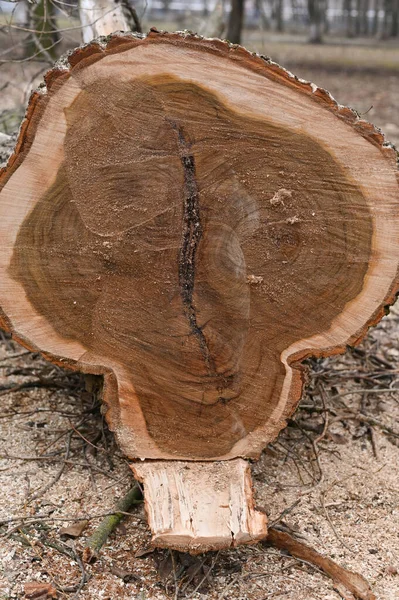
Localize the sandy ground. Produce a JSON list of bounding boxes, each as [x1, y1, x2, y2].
[[0, 32, 398, 600]]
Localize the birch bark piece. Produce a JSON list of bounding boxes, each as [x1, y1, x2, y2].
[[0, 31, 398, 465], [78, 0, 141, 44]]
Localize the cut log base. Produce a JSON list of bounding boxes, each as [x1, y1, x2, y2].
[[132, 458, 267, 553]]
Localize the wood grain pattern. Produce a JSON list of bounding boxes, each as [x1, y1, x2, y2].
[[1, 31, 398, 463], [133, 458, 268, 552]]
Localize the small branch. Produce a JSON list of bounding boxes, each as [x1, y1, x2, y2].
[[121, 0, 142, 32], [368, 426, 379, 459], [0, 510, 137, 529], [269, 498, 302, 527], [264, 527, 376, 600], [320, 491, 354, 552], [0, 351, 31, 363], [0, 379, 64, 397], [314, 383, 329, 445], [330, 412, 399, 438], [28, 431, 72, 502], [0, 453, 120, 480], [82, 484, 142, 562]]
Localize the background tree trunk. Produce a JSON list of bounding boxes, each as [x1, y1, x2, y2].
[[199, 0, 226, 38], [371, 0, 380, 34], [25, 0, 60, 60], [343, 0, 356, 35], [354, 0, 363, 36], [79, 0, 141, 44], [391, 0, 399, 35], [271, 0, 284, 31], [378, 0, 392, 36], [322, 0, 330, 33], [308, 0, 323, 41], [360, 0, 370, 34], [227, 0, 246, 42]]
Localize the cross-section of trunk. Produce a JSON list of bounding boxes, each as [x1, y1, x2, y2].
[[1, 31, 398, 552]]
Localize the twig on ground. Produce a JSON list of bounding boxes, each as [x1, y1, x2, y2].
[[330, 412, 399, 438], [32, 536, 90, 594], [368, 426, 379, 459], [294, 421, 324, 486], [276, 440, 318, 485], [179, 555, 208, 595], [0, 350, 31, 363], [217, 573, 240, 599], [83, 448, 98, 491], [320, 491, 354, 553], [17, 529, 62, 596], [188, 551, 220, 598], [28, 431, 73, 502], [264, 527, 376, 600], [314, 384, 330, 445], [170, 550, 179, 600], [82, 483, 143, 562], [0, 379, 66, 397], [0, 453, 120, 480], [269, 498, 302, 527], [0, 509, 139, 529], [329, 388, 399, 401], [71, 548, 89, 598]]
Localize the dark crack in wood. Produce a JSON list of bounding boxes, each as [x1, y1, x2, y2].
[[171, 122, 216, 375]]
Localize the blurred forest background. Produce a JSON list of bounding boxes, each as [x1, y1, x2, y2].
[[0, 0, 398, 139], [1, 0, 399, 57], [0, 0, 399, 142]]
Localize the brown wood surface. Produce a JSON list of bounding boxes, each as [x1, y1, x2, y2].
[[1, 31, 398, 461], [133, 459, 268, 552]]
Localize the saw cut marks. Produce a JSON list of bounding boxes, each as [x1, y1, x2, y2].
[[1, 32, 398, 461]]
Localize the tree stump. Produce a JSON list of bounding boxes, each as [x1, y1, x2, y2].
[[1, 31, 398, 552]]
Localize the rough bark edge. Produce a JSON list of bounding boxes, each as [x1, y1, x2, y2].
[[0, 29, 398, 461]]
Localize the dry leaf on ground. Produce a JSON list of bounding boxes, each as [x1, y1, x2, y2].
[[24, 582, 57, 599]]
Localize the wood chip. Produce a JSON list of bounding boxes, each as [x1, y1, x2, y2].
[[134, 546, 154, 558], [24, 582, 57, 599], [59, 520, 88, 538], [385, 564, 398, 575], [110, 565, 139, 583]]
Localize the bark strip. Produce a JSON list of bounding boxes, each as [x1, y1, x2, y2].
[[266, 528, 376, 600]]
